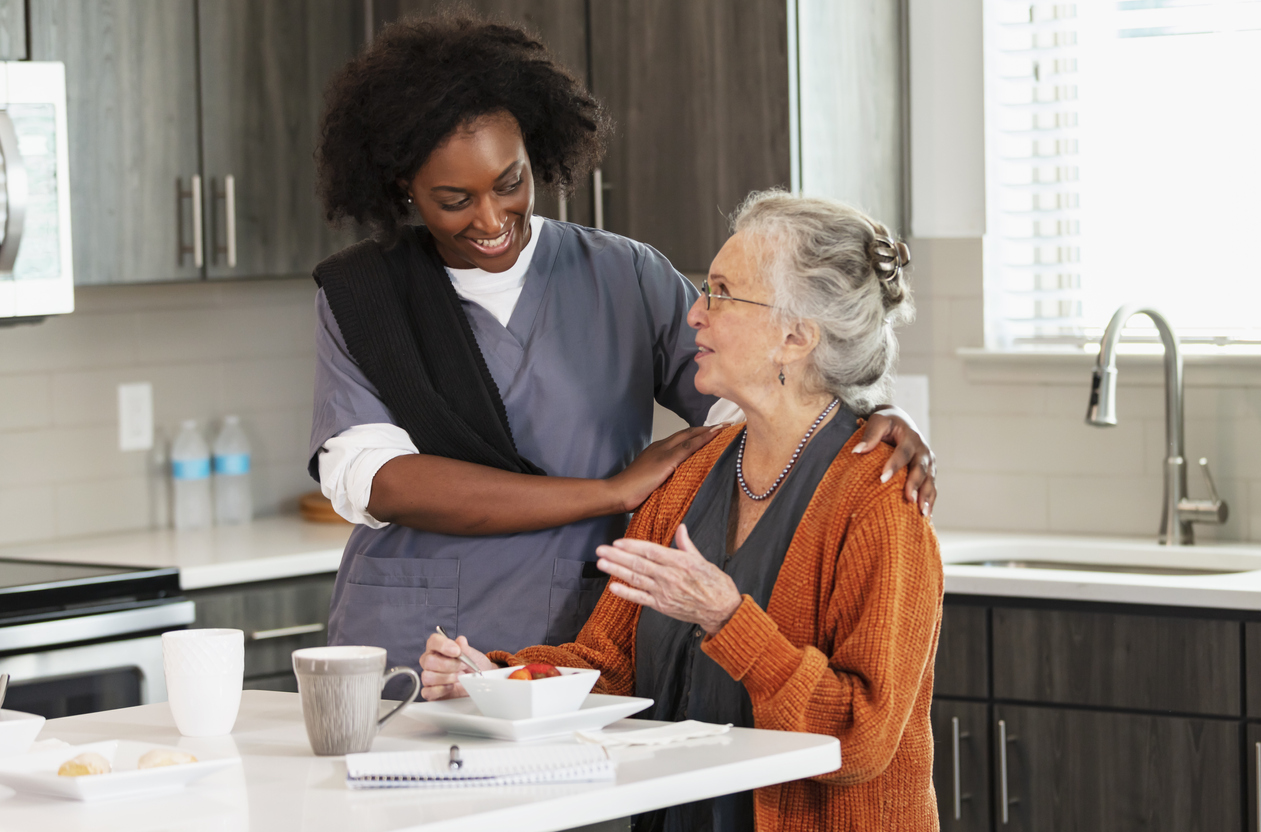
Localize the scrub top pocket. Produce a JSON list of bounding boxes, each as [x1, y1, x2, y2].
[[335, 556, 460, 674], [545, 558, 608, 646]]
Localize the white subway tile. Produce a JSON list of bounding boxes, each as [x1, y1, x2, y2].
[[0, 485, 55, 545], [935, 413, 1146, 477], [931, 471, 1048, 532], [0, 374, 52, 430], [0, 312, 138, 373], [221, 357, 315, 412], [1047, 475, 1164, 536], [54, 477, 150, 538]]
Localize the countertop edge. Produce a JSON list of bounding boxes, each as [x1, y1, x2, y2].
[[179, 549, 345, 591]]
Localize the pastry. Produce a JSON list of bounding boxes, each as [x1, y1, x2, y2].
[[137, 749, 198, 769], [57, 752, 112, 777]]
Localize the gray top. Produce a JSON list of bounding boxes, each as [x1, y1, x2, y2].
[[632, 407, 857, 832], [309, 220, 716, 674]]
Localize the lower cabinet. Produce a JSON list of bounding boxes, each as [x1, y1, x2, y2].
[[1249, 724, 1261, 832], [995, 704, 1239, 832], [931, 700, 990, 832], [187, 573, 335, 692]]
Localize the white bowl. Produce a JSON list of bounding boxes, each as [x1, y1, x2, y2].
[[461, 666, 599, 720], [0, 709, 46, 756]]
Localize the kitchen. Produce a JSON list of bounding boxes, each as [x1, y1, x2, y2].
[[0, 0, 1259, 830]]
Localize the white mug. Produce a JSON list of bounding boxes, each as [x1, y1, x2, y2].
[[162, 628, 244, 737]]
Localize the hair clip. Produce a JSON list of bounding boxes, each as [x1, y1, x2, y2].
[[873, 237, 910, 282]]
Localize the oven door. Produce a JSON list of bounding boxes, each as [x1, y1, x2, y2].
[[0, 600, 194, 719]]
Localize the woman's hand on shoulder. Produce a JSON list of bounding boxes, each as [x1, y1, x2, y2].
[[852, 408, 937, 517], [608, 425, 726, 513], [597, 524, 742, 635], [418, 631, 495, 701]]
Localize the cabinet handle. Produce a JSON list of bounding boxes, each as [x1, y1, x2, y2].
[[0, 110, 28, 274], [1255, 741, 1260, 832], [224, 174, 236, 268], [951, 716, 973, 820], [999, 719, 1020, 824], [191, 174, 204, 268], [593, 167, 604, 230], [248, 622, 325, 641]]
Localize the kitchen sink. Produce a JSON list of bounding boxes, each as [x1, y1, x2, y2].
[[942, 536, 1261, 577]]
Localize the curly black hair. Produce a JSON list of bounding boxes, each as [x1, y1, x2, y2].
[[316, 12, 610, 241]]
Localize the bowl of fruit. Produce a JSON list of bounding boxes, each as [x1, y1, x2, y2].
[[460, 663, 600, 721]]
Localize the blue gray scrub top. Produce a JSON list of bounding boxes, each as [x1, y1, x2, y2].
[[309, 220, 716, 672]]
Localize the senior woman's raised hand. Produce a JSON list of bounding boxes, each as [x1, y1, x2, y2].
[[596, 524, 743, 635]]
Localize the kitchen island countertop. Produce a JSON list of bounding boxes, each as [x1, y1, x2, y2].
[[0, 516, 351, 590], [0, 690, 840, 832]]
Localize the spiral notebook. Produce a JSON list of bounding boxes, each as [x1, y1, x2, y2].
[[344, 745, 616, 789]]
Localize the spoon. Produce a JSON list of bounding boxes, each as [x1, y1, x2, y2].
[[0, 673, 8, 710], [434, 625, 484, 677]]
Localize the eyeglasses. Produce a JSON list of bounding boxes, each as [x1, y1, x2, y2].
[[699, 279, 773, 311]]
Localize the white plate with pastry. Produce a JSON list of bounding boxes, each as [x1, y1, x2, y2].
[[403, 693, 653, 742], [0, 740, 239, 801]]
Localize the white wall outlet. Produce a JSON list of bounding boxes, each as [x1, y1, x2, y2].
[[118, 382, 154, 451]]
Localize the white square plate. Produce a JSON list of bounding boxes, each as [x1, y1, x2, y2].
[[403, 693, 653, 741], [0, 740, 240, 801]]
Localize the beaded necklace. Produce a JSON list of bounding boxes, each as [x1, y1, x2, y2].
[[736, 397, 841, 502]]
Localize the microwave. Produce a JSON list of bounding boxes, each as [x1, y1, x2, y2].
[[0, 61, 73, 322]]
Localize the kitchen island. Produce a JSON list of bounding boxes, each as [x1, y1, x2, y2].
[[0, 690, 840, 832]]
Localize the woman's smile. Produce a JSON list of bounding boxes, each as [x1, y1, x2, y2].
[[462, 224, 515, 258]]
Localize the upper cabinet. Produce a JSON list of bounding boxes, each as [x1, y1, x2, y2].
[[589, 0, 791, 274], [198, 0, 361, 279], [30, 1, 203, 284], [29, 0, 363, 285]]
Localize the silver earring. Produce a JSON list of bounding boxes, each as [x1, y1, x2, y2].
[[406, 195, 413, 204], [779, 367, 786, 385]]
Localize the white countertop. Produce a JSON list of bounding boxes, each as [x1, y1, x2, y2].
[[0, 516, 351, 590], [940, 530, 1261, 610], [0, 691, 840, 832]]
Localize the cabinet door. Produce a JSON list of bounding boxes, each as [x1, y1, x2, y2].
[[189, 574, 335, 682], [935, 602, 988, 699], [993, 607, 1240, 716], [385, 0, 593, 227], [995, 704, 1239, 832], [29, 0, 203, 284], [197, 0, 362, 279], [589, 0, 791, 274], [1249, 723, 1261, 832], [931, 700, 990, 832]]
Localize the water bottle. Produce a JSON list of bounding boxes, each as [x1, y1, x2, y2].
[[213, 415, 253, 526], [171, 420, 212, 531]]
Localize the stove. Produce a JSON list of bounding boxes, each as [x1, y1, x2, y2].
[[0, 558, 193, 718]]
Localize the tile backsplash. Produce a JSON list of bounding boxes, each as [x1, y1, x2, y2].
[[903, 237, 1261, 543], [0, 278, 317, 545]]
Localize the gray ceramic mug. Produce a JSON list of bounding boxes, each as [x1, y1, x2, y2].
[[292, 645, 421, 756]]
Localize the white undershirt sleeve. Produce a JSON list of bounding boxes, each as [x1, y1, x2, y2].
[[318, 423, 418, 528]]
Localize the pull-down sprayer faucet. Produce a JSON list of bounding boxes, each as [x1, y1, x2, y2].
[[1085, 304, 1227, 545]]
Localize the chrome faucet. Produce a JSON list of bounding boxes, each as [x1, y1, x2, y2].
[[1085, 304, 1227, 545]]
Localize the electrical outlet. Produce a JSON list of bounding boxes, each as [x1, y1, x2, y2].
[[118, 382, 154, 451]]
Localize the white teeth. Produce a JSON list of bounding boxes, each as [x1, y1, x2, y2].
[[470, 229, 510, 250]]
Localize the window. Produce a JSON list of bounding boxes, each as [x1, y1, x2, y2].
[[983, 1, 1261, 350]]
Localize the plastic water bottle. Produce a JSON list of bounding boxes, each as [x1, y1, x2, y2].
[[213, 415, 253, 526], [171, 420, 212, 531]]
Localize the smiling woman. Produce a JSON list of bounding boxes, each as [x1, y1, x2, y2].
[[305, 12, 937, 707]]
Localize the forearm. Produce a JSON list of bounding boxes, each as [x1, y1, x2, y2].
[[367, 453, 627, 535]]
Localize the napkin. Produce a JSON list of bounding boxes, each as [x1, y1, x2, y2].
[[575, 719, 731, 748]]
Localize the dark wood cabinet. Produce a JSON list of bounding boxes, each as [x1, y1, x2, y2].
[[198, 0, 362, 279], [588, 0, 791, 274], [188, 573, 335, 691], [29, 0, 204, 284], [1249, 723, 1261, 832], [931, 700, 990, 832], [934, 603, 988, 699], [994, 703, 1239, 832], [992, 607, 1241, 716]]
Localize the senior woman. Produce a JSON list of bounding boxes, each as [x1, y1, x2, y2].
[[420, 191, 944, 832]]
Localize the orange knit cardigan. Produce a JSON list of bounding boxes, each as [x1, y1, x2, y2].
[[493, 424, 944, 831]]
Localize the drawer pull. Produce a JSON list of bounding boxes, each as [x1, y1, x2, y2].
[[951, 716, 972, 820], [1255, 741, 1260, 832], [999, 719, 1020, 824], [248, 623, 325, 641]]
